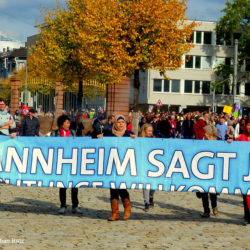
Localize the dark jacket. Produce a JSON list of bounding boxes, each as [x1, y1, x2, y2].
[[50, 129, 76, 137], [183, 119, 194, 138], [103, 122, 113, 136], [91, 118, 103, 138], [70, 120, 84, 137], [19, 116, 40, 136], [157, 119, 172, 138]]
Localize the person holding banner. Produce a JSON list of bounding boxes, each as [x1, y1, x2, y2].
[[199, 123, 219, 218], [106, 115, 136, 221], [236, 118, 250, 225], [0, 98, 16, 138], [51, 115, 81, 215], [140, 124, 156, 212]]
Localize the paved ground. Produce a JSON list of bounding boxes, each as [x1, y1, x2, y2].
[[0, 184, 249, 249]]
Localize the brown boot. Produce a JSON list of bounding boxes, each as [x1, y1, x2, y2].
[[108, 199, 119, 221], [122, 197, 131, 220]]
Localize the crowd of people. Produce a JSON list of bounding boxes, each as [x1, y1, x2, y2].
[[91, 109, 250, 224], [0, 96, 249, 225]]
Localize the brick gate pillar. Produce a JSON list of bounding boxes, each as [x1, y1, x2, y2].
[[106, 78, 130, 118], [52, 81, 64, 128]]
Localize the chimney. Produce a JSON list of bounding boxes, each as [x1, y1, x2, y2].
[[7, 47, 9, 52], [3, 48, 5, 52]]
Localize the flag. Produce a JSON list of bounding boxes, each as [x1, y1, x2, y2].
[[22, 105, 29, 117]]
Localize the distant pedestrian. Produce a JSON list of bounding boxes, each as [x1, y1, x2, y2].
[[193, 111, 210, 139], [216, 117, 228, 140], [157, 114, 172, 138], [182, 113, 195, 139]]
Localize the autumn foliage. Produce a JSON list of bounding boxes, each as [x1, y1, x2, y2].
[[29, 0, 195, 88]]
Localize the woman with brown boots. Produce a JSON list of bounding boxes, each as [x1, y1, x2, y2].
[[104, 115, 136, 221]]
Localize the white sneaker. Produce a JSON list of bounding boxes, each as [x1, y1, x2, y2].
[[72, 207, 82, 214], [58, 207, 66, 214]]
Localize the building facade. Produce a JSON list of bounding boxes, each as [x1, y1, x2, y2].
[[135, 21, 250, 114], [0, 47, 27, 79]]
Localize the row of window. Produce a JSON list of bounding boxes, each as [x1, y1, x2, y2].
[[189, 31, 212, 45], [188, 31, 241, 46], [153, 79, 250, 96], [185, 56, 212, 69], [184, 56, 233, 69], [153, 79, 210, 94]]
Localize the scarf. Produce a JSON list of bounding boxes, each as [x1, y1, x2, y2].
[[59, 128, 70, 137], [112, 115, 126, 137]]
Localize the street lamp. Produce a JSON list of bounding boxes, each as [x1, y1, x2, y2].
[[25, 61, 28, 106], [233, 39, 238, 104], [212, 77, 231, 113]]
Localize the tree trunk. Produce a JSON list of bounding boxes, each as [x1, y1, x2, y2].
[[77, 80, 83, 111], [133, 69, 140, 111]]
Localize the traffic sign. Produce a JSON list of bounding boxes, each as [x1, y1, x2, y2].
[[156, 99, 163, 106]]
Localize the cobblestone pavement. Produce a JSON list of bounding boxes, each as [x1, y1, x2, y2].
[[0, 184, 249, 249]]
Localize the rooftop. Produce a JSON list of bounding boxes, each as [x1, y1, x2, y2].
[[0, 47, 27, 59]]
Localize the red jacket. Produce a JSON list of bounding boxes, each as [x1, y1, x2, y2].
[[193, 118, 207, 139], [237, 134, 250, 211]]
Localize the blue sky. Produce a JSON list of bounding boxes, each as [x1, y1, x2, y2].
[[0, 0, 227, 43]]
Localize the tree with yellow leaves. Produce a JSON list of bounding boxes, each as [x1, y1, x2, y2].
[[0, 77, 11, 101], [29, 0, 195, 109]]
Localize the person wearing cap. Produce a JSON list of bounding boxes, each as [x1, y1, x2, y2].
[[19, 108, 40, 136], [105, 115, 136, 221]]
